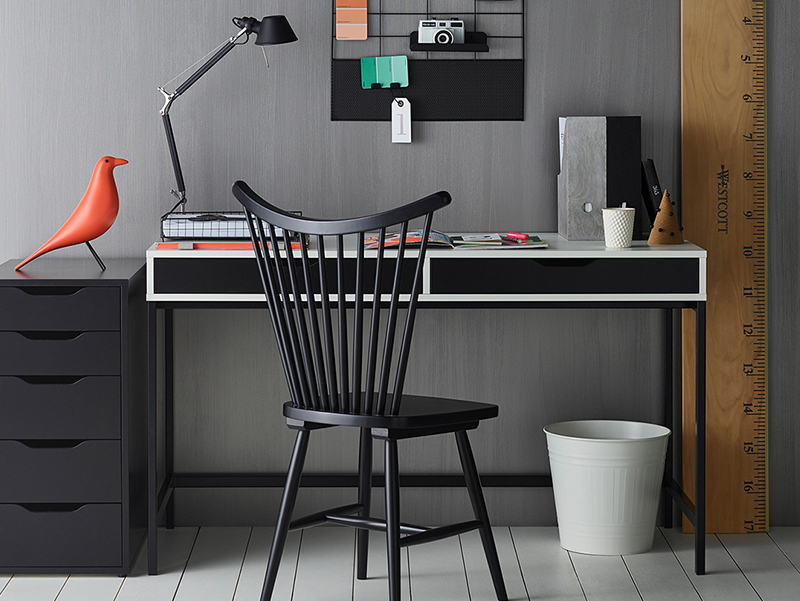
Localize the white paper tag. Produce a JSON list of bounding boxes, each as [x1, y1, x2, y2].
[[392, 98, 411, 143]]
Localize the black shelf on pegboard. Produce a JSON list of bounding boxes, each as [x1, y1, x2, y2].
[[408, 31, 489, 52]]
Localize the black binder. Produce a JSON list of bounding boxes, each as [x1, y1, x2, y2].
[[641, 159, 662, 225]]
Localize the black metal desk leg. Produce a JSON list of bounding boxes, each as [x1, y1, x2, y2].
[[695, 301, 706, 575], [147, 302, 159, 575], [165, 308, 175, 529], [663, 309, 674, 530]]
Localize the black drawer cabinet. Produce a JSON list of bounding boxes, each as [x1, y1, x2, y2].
[[0, 259, 146, 575]]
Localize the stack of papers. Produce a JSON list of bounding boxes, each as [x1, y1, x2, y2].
[[450, 233, 548, 248]]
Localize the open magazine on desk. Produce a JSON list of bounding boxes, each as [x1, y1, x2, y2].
[[363, 230, 548, 250]]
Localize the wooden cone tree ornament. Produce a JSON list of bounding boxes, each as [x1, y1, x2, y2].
[[648, 189, 684, 245]]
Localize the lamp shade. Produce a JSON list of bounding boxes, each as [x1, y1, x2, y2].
[[254, 15, 298, 45]]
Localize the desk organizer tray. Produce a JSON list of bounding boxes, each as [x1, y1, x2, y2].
[[161, 211, 251, 239], [161, 211, 300, 240]]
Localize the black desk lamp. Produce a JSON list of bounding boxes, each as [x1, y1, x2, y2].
[[158, 15, 297, 214]]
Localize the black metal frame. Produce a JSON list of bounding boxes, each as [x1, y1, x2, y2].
[[330, 0, 525, 121], [147, 300, 706, 576], [147, 280, 706, 579]]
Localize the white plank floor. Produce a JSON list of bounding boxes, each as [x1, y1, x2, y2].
[[3, 527, 800, 600]]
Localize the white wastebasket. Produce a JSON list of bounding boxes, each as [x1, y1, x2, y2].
[[544, 420, 670, 555]]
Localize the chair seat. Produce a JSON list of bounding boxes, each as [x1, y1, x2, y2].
[[283, 394, 498, 431]]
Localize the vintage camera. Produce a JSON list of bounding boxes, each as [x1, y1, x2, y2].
[[418, 18, 465, 45]]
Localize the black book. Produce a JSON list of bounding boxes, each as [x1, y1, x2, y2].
[[641, 159, 662, 225]]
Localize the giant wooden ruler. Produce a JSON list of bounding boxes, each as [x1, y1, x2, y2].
[[681, 0, 767, 533]]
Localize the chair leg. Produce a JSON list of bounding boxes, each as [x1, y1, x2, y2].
[[357, 427, 373, 580], [260, 429, 310, 601], [455, 430, 508, 601], [385, 439, 402, 601]]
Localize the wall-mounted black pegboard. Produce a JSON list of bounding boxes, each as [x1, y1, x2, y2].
[[331, 0, 525, 121]]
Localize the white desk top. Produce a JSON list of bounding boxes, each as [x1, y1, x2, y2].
[[147, 233, 706, 259]]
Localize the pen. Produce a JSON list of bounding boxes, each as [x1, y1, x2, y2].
[[506, 232, 529, 240]]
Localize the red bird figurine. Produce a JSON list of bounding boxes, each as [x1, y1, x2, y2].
[[16, 156, 128, 271]]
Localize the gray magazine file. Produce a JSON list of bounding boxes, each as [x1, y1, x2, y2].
[[558, 116, 642, 241]]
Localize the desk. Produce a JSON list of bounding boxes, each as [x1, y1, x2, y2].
[[146, 233, 707, 575]]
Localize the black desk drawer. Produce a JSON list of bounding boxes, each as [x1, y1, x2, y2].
[[0, 332, 120, 375], [0, 376, 120, 439], [0, 440, 121, 503], [0, 503, 121, 568], [152, 256, 417, 295], [0, 287, 119, 331], [429, 257, 700, 295]]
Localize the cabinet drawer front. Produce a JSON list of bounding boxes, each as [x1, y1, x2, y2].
[[429, 257, 701, 295], [0, 440, 121, 503], [0, 332, 120, 375], [0, 376, 120, 439], [0, 286, 119, 331], [0, 503, 121, 568]]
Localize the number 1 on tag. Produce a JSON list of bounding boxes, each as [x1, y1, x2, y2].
[[392, 98, 411, 143]]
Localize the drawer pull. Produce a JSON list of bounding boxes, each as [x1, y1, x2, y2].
[[18, 503, 85, 513], [17, 287, 83, 297], [15, 375, 85, 385], [529, 258, 597, 268], [18, 440, 85, 449], [18, 331, 84, 341]]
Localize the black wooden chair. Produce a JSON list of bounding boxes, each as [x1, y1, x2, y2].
[[232, 181, 507, 601]]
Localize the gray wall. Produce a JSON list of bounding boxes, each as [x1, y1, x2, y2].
[[0, 1, 796, 525]]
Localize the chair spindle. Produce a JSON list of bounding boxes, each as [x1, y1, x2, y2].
[[352, 233, 365, 414], [391, 212, 434, 415], [336, 235, 350, 413], [376, 220, 409, 416], [363, 228, 386, 415]]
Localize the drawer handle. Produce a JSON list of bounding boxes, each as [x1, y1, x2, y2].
[[15, 375, 85, 385], [17, 287, 83, 297], [529, 258, 596, 268], [19, 440, 85, 449], [18, 503, 85, 513], [18, 331, 84, 341]]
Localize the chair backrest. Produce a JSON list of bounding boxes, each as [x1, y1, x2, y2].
[[232, 181, 451, 417]]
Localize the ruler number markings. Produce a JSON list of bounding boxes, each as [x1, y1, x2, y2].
[[738, 1, 767, 531], [684, 0, 767, 532]]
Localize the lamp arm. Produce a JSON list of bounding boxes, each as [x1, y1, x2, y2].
[[159, 25, 249, 117], [158, 24, 250, 210], [160, 112, 186, 206]]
